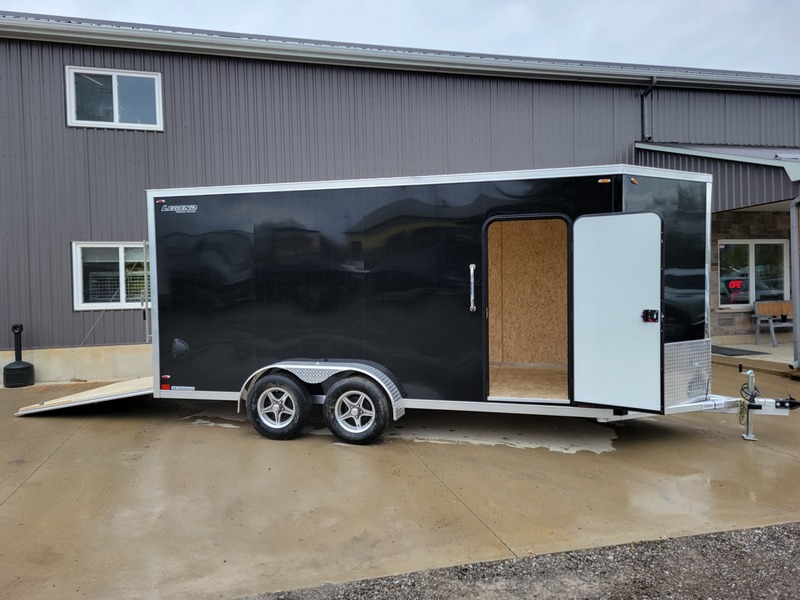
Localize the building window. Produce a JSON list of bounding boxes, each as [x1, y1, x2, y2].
[[65, 66, 163, 131], [72, 243, 149, 310], [718, 240, 789, 308]]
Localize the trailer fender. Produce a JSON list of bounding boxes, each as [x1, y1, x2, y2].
[[240, 360, 406, 421]]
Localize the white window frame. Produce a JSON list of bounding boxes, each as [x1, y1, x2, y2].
[[718, 239, 790, 310], [65, 66, 164, 131], [72, 242, 149, 311]]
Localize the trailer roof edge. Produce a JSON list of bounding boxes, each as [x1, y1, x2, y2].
[[146, 165, 712, 198]]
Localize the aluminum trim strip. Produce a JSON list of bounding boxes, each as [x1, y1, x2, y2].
[[487, 396, 570, 404], [403, 398, 623, 419], [146, 165, 712, 198], [157, 390, 239, 401]]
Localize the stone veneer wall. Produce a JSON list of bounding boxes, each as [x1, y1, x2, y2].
[[710, 210, 791, 339]]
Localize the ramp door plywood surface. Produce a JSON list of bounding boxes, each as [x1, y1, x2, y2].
[[14, 377, 153, 415]]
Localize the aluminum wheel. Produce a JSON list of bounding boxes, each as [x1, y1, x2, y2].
[[256, 386, 297, 428], [333, 390, 377, 434], [323, 377, 390, 444], [246, 373, 311, 440]]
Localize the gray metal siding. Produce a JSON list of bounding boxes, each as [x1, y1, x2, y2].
[[651, 88, 800, 146], [1, 36, 799, 350]]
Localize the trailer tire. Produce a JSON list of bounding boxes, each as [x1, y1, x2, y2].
[[323, 377, 390, 444], [246, 373, 311, 440]]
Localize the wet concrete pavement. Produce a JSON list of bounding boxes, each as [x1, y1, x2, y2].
[[1, 364, 799, 599]]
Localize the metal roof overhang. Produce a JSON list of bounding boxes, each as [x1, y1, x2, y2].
[[636, 142, 800, 182], [3, 11, 800, 93]]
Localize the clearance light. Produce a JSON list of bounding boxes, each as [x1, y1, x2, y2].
[[598, 178, 611, 184], [630, 178, 639, 184]]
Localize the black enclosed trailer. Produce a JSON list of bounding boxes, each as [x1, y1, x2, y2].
[[145, 165, 792, 443]]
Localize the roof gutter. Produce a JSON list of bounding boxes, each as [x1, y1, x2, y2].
[[3, 12, 800, 93]]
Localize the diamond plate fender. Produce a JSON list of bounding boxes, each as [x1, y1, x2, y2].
[[240, 359, 406, 421]]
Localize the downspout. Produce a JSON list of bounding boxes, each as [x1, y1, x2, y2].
[[791, 196, 800, 368], [641, 77, 657, 141]]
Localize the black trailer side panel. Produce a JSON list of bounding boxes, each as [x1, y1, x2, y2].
[[155, 194, 257, 392], [156, 172, 707, 402], [623, 176, 708, 342], [250, 184, 486, 401], [153, 174, 620, 400]]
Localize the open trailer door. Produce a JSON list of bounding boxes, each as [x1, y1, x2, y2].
[[573, 212, 663, 413]]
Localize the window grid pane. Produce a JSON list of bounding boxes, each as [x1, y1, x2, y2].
[[75, 243, 148, 309], [754, 244, 785, 302], [117, 75, 158, 125], [74, 72, 113, 122], [88, 271, 122, 303], [82, 246, 121, 304], [124, 246, 150, 303]]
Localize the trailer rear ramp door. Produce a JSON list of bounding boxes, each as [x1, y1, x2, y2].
[[573, 212, 663, 413], [14, 377, 153, 416]]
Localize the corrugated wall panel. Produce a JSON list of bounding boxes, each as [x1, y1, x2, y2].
[[653, 88, 800, 146], [2, 36, 798, 350], [1, 40, 29, 343]]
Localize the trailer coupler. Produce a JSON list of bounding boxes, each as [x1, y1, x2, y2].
[[736, 364, 799, 441], [775, 398, 800, 410]]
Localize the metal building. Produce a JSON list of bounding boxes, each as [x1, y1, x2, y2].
[[1, 11, 799, 381]]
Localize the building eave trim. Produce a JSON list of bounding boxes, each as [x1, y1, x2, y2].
[[635, 142, 800, 182], [3, 13, 800, 93]]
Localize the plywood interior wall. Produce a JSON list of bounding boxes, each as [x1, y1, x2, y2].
[[488, 219, 568, 366]]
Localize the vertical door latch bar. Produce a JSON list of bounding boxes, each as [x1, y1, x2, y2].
[[469, 264, 476, 312]]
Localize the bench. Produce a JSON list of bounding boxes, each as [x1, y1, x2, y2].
[[753, 300, 793, 346]]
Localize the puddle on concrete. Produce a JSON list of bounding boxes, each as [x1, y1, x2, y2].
[[183, 404, 246, 428], [189, 418, 240, 429], [306, 414, 616, 454], [388, 410, 619, 454], [181, 403, 616, 453], [391, 422, 616, 454]]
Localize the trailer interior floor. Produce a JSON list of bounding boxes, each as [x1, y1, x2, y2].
[[489, 363, 568, 400]]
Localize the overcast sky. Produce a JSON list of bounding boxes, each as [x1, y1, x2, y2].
[[3, 0, 799, 75]]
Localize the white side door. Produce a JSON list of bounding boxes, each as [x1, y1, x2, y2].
[[573, 212, 663, 413]]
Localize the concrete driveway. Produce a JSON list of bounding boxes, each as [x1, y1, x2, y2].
[[1, 364, 799, 599]]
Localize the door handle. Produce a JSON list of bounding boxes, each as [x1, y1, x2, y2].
[[469, 264, 476, 312]]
